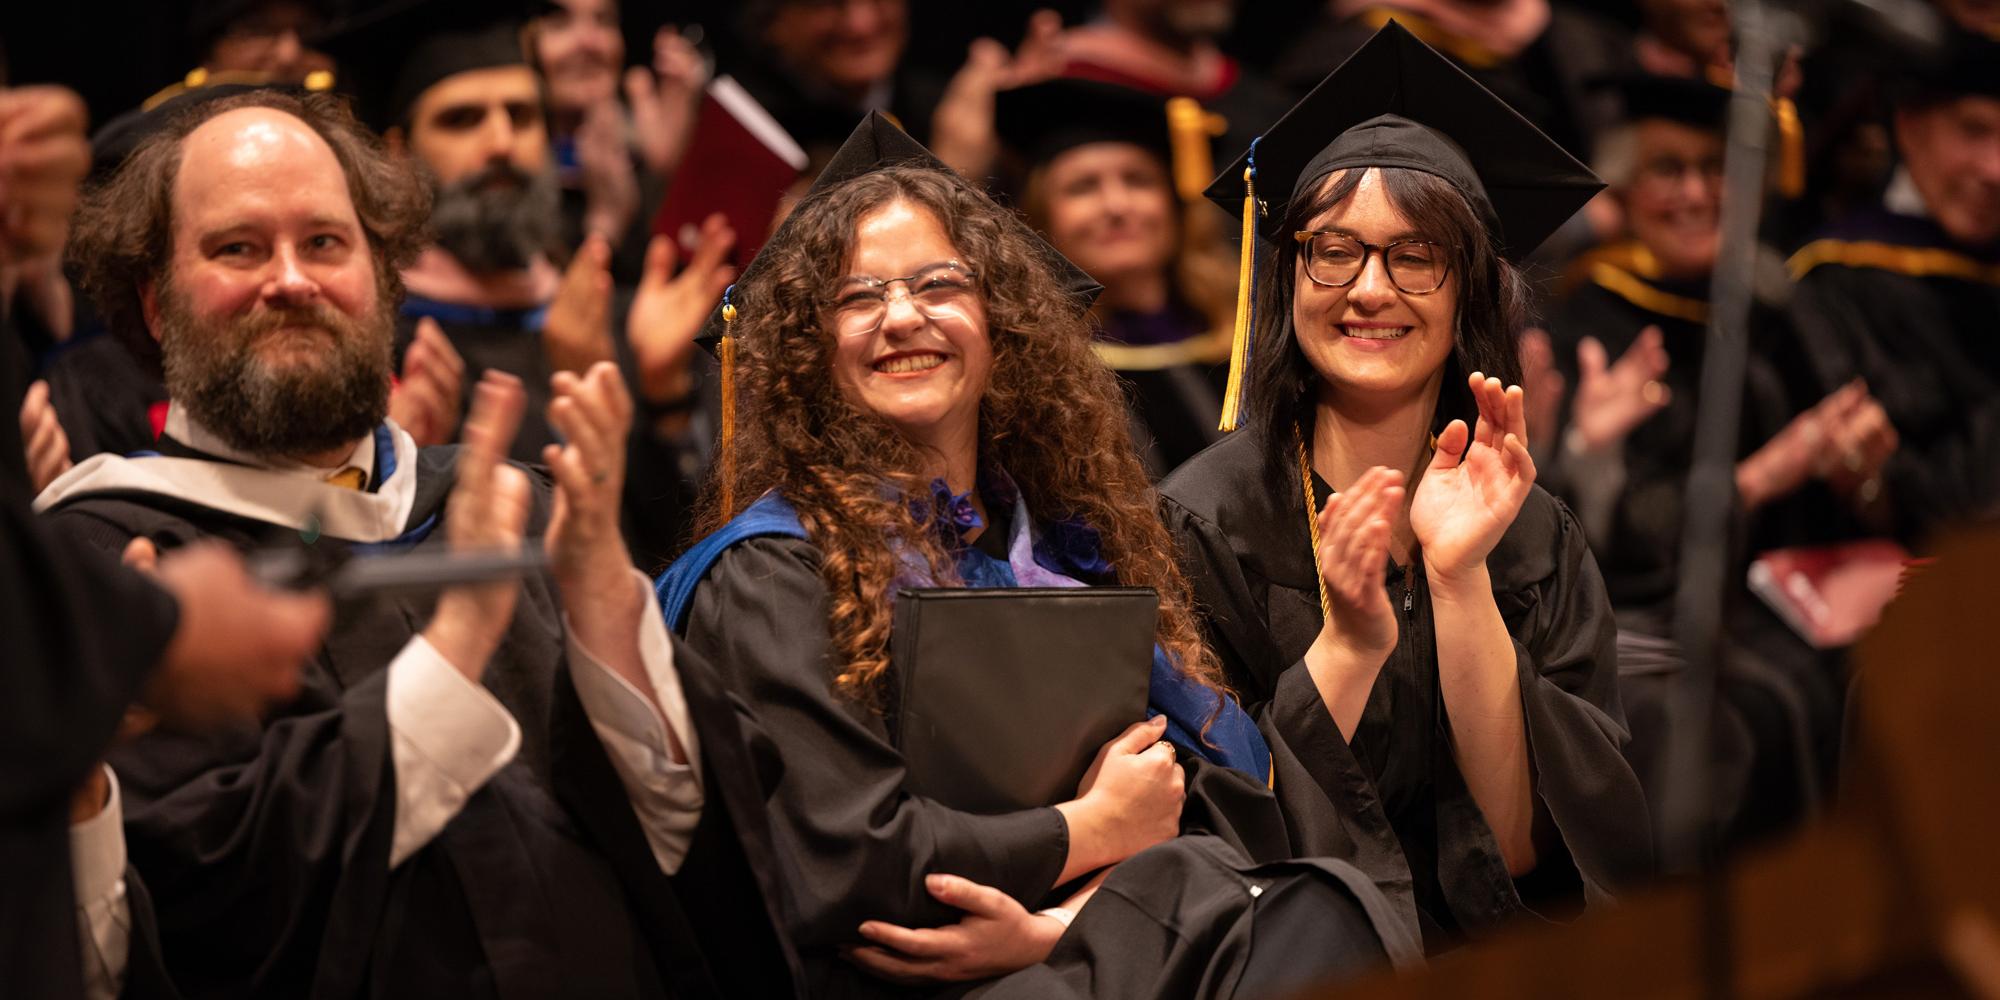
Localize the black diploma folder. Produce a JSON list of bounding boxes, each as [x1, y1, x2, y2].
[[891, 587, 1156, 814]]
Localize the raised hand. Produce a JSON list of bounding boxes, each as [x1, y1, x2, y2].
[[423, 372, 533, 680], [387, 317, 465, 446], [1410, 373, 1537, 582], [627, 213, 735, 404], [575, 100, 639, 243], [0, 86, 91, 269], [542, 235, 616, 375], [18, 379, 72, 493], [1735, 380, 1897, 510], [846, 874, 1066, 984], [1313, 466, 1403, 661], [1569, 326, 1671, 452], [543, 362, 637, 594], [625, 27, 708, 178], [1817, 383, 1897, 497], [928, 9, 1067, 177]]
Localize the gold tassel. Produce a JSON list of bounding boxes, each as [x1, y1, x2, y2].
[[1774, 96, 1805, 199], [719, 300, 739, 516], [1165, 97, 1228, 203], [1217, 164, 1257, 432]]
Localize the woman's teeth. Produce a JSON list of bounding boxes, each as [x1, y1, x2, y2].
[[876, 353, 946, 374], [1342, 326, 1409, 340]]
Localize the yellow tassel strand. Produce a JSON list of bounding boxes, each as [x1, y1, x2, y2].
[[1774, 96, 1805, 199], [719, 301, 739, 516], [1165, 97, 1228, 203], [1217, 164, 1258, 432]]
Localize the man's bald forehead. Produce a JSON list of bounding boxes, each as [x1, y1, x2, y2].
[[180, 106, 343, 178]]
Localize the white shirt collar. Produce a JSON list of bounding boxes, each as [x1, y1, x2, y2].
[[164, 403, 375, 484], [1884, 167, 1931, 219]]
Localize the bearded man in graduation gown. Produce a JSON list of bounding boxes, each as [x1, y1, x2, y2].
[[1786, 30, 2000, 544], [1546, 74, 1898, 849], [0, 81, 331, 1000], [41, 86, 799, 999], [317, 1, 734, 564]]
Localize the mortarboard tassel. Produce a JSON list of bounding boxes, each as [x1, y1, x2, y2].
[[1217, 138, 1261, 432], [1166, 97, 1228, 203], [719, 286, 739, 516], [1773, 96, 1805, 199]]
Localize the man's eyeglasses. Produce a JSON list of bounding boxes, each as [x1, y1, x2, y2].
[[1293, 231, 1453, 295], [825, 261, 981, 336]]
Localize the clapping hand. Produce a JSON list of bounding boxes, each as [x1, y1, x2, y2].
[[543, 235, 616, 375], [1568, 326, 1671, 453], [929, 9, 1067, 177], [627, 213, 735, 405], [424, 372, 533, 681], [18, 379, 71, 493], [575, 100, 639, 243], [388, 317, 466, 446], [626, 27, 709, 178], [1312, 465, 1403, 663], [1410, 373, 1537, 583]]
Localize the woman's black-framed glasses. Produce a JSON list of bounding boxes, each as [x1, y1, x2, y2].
[[1293, 231, 1452, 295], [826, 260, 982, 336]]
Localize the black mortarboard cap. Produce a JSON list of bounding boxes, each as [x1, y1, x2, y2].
[[996, 78, 1228, 202], [995, 79, 1174, 168], [1205, 19, 1601, 261], [1898, 27, 2000, 104], [1204, 20, 1600, 431], [695, 111, 1101, 347], [1599, 73, 1732, 131], [313, 0, 535, 131]]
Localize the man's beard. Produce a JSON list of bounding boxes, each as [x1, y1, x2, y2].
[[429, 161, 562, 272], [157, 280, 396, 460]]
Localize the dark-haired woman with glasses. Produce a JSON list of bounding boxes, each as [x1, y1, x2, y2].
[[1158, 24, 1652, 951]]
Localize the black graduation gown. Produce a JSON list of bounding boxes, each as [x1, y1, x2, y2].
[[679, 499, 1414, 998], [1, 315, 178, 1000], [38, 330, 166, 464], [1094, 309, 1227, 481], [40, 440, 797, 999], [1544, 256, 1844, 846], [1158, 425, 1653, 951], [1786, 209, 2000, 543]]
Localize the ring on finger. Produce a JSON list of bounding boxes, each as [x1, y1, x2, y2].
[[1641, 380, 1667, 405]]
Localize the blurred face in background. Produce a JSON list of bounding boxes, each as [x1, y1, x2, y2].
[[534, 0, 625, 115], [1896, 95, 2000, 246], [203, 0, 335, 84], [404, 67, 560, 270], [1620, 119, 1726, 277], [1037, 143, 1177, 300], [1638, 0, 1731, 67], [763, 0, 907, 102]]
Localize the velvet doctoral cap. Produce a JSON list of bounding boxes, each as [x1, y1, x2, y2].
[[314, 0, 536, 131]]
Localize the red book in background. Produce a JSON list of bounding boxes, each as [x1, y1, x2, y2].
[[1747, 539, 1924, 649], [652, 76, 808, 271]]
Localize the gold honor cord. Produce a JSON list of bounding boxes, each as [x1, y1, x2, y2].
[[1297, 428, 1334, 622]]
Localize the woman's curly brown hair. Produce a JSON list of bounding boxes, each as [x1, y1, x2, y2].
[[67, 89, 431, 377], [698, 165, 1225, 707]]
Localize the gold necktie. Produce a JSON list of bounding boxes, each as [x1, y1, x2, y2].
[[323, 467, 366, 491]]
